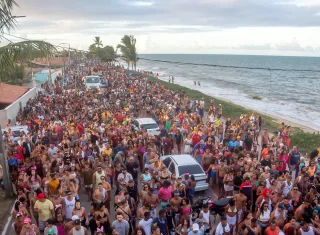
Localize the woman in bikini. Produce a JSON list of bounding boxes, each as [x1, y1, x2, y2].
[[225, 199, 237, 235], [72, 200, 89, 227]]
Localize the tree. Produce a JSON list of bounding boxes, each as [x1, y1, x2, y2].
[[99, 46, 116, 62], [0, 0, 18, 38], [87, 37, 116, 62], [94, 36, 103, 48], [117, 35, 138, 70], [0, 40, 56, 84]]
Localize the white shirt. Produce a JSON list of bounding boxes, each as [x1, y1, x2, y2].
[[138, 218, 153, 235], [200, 210, 210, 230], [215, 222, 230, 235], [117, 173, 133, 183], [48, 146, 58, 156]]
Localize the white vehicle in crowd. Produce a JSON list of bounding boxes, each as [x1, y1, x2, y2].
[[2, 125, 29, 142], [131, 118, 160, 137], [160, 154, 209, 191], [84, 75, 102, 91]]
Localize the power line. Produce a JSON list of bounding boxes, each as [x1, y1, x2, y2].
[[3, 33, 89, 53], [138, 57, 320, 73]]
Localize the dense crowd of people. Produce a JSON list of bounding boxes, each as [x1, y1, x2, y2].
[[2, 63, 320, 235]]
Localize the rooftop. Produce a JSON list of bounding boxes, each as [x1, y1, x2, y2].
[[0, 83, 29, 106], [169, 154, 198, 165]]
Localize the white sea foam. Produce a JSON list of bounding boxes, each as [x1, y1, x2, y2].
[[137, 62, 320, 132]]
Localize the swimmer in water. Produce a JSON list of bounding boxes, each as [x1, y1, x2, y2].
[[194, 81, 196, 86], [198, 81, 201, 86]]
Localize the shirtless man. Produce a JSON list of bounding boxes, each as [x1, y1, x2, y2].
[[143, 188, 160, 218], [243, 218, 261, 235], [93, 183, 106, 204], [116, 199, 131, 221], [137, 202, 151, 221], [261, 129, 270, 149], [51, 190, 65, 216], [170, 190, 183, 225], [234, 189, 247, 221], [294, 201, 310, 222], [217, 160, 227, 198]]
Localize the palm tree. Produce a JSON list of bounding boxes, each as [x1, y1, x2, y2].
[[93, 36, 103, 48], [0, 0, 57, 84], [0, 0, 18, 37], [117, 35, 138, 70], [0, 40, 56, 84]]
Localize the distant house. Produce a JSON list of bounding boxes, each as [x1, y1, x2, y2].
[[0, 83, 37, 127]]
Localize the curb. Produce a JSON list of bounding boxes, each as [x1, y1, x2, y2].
[[1, 203, 14, 235]]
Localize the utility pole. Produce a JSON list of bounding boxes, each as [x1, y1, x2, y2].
[[0, 126, 13, 196]]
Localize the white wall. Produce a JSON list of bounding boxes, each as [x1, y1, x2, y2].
[[0, 87, 37, 127]]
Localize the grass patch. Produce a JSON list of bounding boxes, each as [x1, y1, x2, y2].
[[129, 70, 319, 154], [290, 130, 320, 155]]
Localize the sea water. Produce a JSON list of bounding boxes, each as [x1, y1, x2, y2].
[[136, 54, 320, 131]]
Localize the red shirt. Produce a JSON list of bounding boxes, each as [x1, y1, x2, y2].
[[116, 115, 123, 123], [192, 134, 201, 146]]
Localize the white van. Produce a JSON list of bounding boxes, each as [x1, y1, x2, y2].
[[132, 118, 160, 136], [85, 75, 101, 90]]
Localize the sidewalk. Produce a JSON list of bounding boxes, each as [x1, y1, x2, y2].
[[0, 191, 15, 233]]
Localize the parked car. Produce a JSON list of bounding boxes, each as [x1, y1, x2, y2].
[[84, 75, 101, 91], [131, 118, 160, 137], [2, 125, 29, 142], [160, 154, 209, 191]]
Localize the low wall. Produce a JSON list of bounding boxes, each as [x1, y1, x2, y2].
[[0, 87, 37, 127]]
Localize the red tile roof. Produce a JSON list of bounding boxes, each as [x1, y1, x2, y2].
[[32, 57, 68, 67], [0, 83, 29, 105]]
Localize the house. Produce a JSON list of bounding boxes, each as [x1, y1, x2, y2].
[[0, 83, 37, 127]]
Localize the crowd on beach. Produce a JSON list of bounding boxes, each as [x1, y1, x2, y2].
[[2, 62, 320, 235]]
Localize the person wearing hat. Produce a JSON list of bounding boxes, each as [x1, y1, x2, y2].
[[69, 217, 88, 235], [170, 190, 182, 225], [215, 216, 230, 235], [34, 193, 54, 232], [44, 218, 58, 235], [187, 223, 203, 235], [64, 215, 80, 233], [194, 218, 205, 234], [64, 190, 76, 221], [20, 217, 40, 235]]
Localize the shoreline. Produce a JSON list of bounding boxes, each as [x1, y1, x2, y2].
[[150, 73, 318, 133], [156, 76, 320, 134], [198, 92, 318, 134], [130, 69, 320, 153]]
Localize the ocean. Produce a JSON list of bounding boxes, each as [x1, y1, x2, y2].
[[136, 54, 320, 131]]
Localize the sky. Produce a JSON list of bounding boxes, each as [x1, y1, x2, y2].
[[4, 0, 320, 56]]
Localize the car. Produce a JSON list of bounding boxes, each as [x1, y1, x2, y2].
[[160, 154, 209, 191], [84, 75, 101, 90], [2, 125, 29, 142], [132, 118, 160, 137]]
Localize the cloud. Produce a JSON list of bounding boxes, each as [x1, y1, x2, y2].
[[234, 40, 320, 52], [4, 0, 320, 55]]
